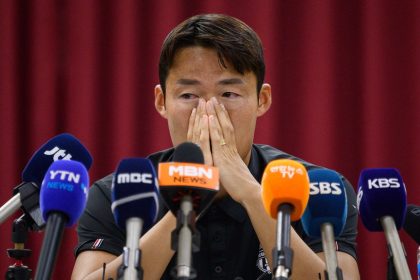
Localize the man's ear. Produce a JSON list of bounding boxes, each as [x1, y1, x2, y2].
[[154, 84, 167, 119], [257, 83, 272, 117]]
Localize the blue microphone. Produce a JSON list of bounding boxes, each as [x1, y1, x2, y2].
[[357, 168, 410, 280], [301, 169, 347, 280], [111, 158, 159, 280], [22, 133, 92, 184], [357, 168, 406, 231], [0, 133, 93, 228], [35, 160, 89, 280]]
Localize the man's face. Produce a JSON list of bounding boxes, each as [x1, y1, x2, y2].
[[155, 46, 271, 163]]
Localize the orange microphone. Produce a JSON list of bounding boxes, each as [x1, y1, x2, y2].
[[261, 159, 310, 280], [159, 142, 219, 280]]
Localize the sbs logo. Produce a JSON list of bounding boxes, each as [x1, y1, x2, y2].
[[310, 182, 342, 195]]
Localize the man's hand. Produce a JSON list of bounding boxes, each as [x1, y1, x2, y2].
[[187, 98, 213, 165], [205, 97, 261, 203]]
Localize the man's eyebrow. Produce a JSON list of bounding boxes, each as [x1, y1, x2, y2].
[[175, 78, 244, 86], [218, 78, 244, 85], [176, 79, 201, 85]]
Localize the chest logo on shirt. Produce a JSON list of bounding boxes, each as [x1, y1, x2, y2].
[[256, 245, 271, 274]]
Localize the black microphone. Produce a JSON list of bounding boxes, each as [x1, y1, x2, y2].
[[34, 160, 89, 280], [158, 142, 219, 280], [403, 204, 420, 245], [111, 158, 159, 280]]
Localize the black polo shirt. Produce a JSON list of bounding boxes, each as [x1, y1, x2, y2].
[[75, 144, 358, 280]]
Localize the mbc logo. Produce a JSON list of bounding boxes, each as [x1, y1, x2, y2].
[[117, 173, 153, 184]]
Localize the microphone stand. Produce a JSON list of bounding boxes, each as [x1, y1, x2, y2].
[[386, 242, 407, 280], [273, 204, 294, 280], [34, 212, 67, 280], [5, 216, 32, 280], [321, 223, 343, 280], [171, 196, 200, 280], [380, 216, 411, 280], [117, 218, 143, 280], [0, 182, 45, 229]]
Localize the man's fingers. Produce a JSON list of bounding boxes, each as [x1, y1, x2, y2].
[[187, 107, 196, 141], [192, 99, 205, 143], [199, 115, 213, 165], [211, 97, 235, 145]]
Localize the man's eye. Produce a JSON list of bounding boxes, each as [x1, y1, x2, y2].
[[222, 92, 239, 98], [180, 93, 198, 99]]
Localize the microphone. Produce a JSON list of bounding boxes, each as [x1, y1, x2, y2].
[[34, 159, 89, 280], [0, 133, 92, 228], [111, 158, 159, 280], [158, 142, 219, 280], [357, 168, 410, 280], [301, 169, 347, 280], [403, 204, 420, 245], [261, 159, 310, 280]]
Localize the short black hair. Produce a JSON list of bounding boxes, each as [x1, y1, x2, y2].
[[159, 14, 265, 94]]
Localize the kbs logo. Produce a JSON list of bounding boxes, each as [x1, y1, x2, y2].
[[310, 182, 342, 195], [367, 178, 400, 189], [44, 146, 72, 161], [270, 165, 304, 179], [117, 173, 153, 184], [49, 169, 80, 183]]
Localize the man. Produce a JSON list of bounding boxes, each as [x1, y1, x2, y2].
[[72, 14, 360, 279]]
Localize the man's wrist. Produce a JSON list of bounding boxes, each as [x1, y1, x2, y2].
[[239, 182, 263, 209]]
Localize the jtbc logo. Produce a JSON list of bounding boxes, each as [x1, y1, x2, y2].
[[367, 178, 400, 189], [310, 182, 342, 195], [44, 146, 72, 161]]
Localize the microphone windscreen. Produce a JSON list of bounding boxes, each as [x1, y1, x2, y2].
[[357, 168, 406, 231], [111, 158, 159, 231], [301, 169, 347, 238], [22, 133, 93, 185], [173, 142, 204, 164], [403, 204, 420, 244], [40, 160, 89, 227], [261, 159, 310, 221], [158, 142, 219, 215]]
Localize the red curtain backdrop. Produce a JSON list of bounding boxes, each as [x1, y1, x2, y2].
[[1, 0, 419, 278]]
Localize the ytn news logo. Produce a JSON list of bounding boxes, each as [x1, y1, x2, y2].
[[48, 170, 80, 183]]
